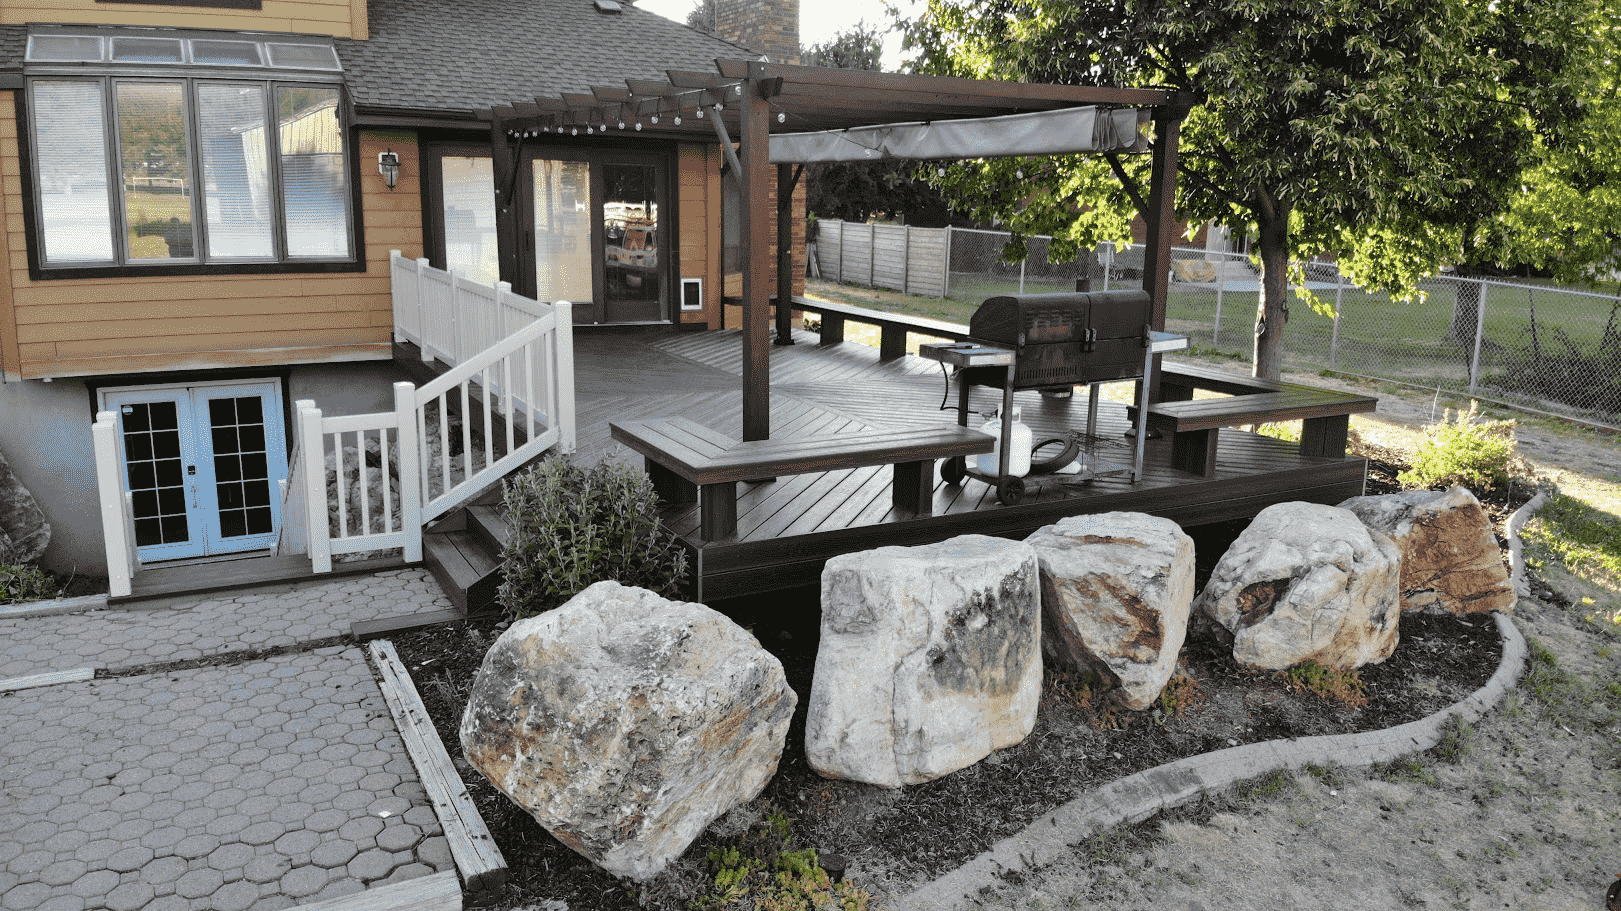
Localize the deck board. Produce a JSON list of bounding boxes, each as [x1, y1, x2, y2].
[[572, 326, 1373, 601]]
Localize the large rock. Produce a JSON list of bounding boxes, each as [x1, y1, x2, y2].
[[459, 581, 796, 881], [0, 448, 49, 564], [1338, 486, 1515, 615], [807, 535, 1041, 787], [1026, 513, 1196, 710], [1195, 502, 1401, 670]]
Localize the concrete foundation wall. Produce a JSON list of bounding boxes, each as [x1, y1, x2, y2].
[[0, 359, 409, 579]]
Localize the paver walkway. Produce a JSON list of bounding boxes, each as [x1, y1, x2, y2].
[[0, 569, 458, 911]]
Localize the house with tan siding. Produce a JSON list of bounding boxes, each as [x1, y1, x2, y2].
[[0, 0, 803, 577]]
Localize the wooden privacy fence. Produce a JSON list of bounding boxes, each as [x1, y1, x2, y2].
[[817, 219, 949, 298]]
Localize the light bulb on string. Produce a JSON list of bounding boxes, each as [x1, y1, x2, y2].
[[777, 111, 785, 123], [650, 114, 659, 124], [634, 122, 642, 131], [674, 115, 682, 125]]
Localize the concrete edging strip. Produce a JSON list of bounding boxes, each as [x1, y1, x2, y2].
[[0, 667, 96, 692], [1507, 488, 1551, 597], [895, 611, 1529, 911], [0, 592, 109, 619]]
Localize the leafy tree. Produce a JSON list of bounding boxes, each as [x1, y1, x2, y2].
[[686, 0, 719, 35], [907, 0, 1608, 378], [802, 24, 953, 223]]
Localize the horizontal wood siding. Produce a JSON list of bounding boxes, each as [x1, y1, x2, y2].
[[871, 224, 907, 291], [677, 143, 718, 328], [906, 227, 946, 297], [2, 0, 365, 38], [1, 127, 421, 378], [844, 223, 873, 288]]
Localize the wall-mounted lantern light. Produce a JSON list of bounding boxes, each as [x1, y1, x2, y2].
[[378, 149, 401, 190]]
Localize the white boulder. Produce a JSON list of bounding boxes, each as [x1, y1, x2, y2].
[[1195, 502, 1401, 670], [806, 535, 1042, 787], [1026, 513, 1196, 710], [459, 581, 796, 881], [1338, 486, 1515, 615]]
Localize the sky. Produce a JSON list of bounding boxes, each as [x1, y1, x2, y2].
[[633, 0, 920, 71]]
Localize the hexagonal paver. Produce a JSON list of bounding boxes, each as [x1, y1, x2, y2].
[[174, 867, 224, 900], [105, 882, 156, 911], [348, 848, 401, 882], [279, 865, 329, 899], [337, 817, 384, 843], [243, 854, 292, 885], [274, 829, 321, 856], [238, 820, 286, 846], [68, 869, 120, 899], [376, 824, 422, 853]]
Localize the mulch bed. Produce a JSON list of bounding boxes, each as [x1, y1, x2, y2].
[[389, 453, 1527, 911]]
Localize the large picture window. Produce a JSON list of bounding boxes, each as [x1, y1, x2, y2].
[[28, 77, 352, 270]]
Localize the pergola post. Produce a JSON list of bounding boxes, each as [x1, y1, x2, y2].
[[1141, 101, 1190, 403], [740, 66, 775, 441], [775, 162, 797, 346]]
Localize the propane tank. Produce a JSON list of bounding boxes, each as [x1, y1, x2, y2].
[[976, 407, 1032, 478]]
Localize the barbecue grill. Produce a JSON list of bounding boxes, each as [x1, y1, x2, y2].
[[921, 290, 1187, 504]]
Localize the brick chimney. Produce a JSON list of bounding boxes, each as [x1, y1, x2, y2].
[[715, 0, 800, 65]]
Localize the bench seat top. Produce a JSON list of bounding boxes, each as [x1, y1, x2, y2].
[[790, 297, 972, 339], [611, 416, 992, 485], [1159, 362, 1284, 396], [1144, 387, 1377, 432]]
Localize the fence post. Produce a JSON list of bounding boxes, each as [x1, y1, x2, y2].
[[836, 220, 844, 284], [299, 401, 331, 574], [1019, 255, 1026, 295], [393, 382, 423, 563], [868, 222, 877, 288], [943, 226, 953, 299], [1469, 279, 1489, 392], [415, 257, 432, 363], [553, 300, 577, 453], [92, 412, 133, 598], [1213, 280, 1224, 346], [1102, 245, 1113, 292], [449, 269, 464, 366], [1329, 270, 1345, 367], [389, 250, 404, 343], [902, 224, 911, 296]]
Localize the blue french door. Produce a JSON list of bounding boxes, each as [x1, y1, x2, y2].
[[102, 381, 287, 562]]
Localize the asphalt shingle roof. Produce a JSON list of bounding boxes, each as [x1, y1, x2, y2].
[[0, 26, 26, 73], [336, 0, 758, 117]]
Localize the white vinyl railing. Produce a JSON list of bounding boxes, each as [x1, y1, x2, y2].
[[278, 253, 576, 572], [91, 411, 141, 598]]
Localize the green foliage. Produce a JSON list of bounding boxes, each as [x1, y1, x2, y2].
[[690, 806, 877, 911], [1431, 716, 1475, 764], [1523, 493, 1621, 593], [1397, 402, 1530, 495], [904, 0, 1613, 377], [802, 25, 949, 224], [1281, 660, 1368, 708], [496, 457, 688, 621], [0, 564, 59, 604]]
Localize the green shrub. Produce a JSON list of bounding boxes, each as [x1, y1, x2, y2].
[[1397, 402, 1530, 495], [690, 807, 876, 911], [0, 564, 60, 604], [496, 456, 688, 621]]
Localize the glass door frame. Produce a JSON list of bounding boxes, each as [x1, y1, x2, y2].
[[98, 378, 288, 562], [515, 142, 675, 325]]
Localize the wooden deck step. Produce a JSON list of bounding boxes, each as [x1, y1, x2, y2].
[[423, 526, 501, 616]]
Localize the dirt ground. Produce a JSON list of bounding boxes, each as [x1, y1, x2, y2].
[[972, 595, 1620, 911]]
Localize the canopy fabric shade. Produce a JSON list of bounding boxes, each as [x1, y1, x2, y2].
[[769, 106, 1149, 163]]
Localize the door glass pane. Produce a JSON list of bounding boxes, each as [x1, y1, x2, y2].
[[121, 402, 188, 547], [441, 156, 498, 285], [209, 395, 275, 539], [32, 81, 115, 264], [197, 84, 273, 259], [603, 163, 660, 318], [116, 81, 195, 261], [277, 86, 349, 258], [532, 159, 593, 302]]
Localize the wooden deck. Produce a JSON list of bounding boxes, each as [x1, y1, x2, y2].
[[574, 326, 1371, 602]]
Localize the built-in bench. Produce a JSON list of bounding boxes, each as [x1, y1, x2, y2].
[[610, 416, 994, 540], [1135, 363, 1378, 476], [791, 297, 971, 359]]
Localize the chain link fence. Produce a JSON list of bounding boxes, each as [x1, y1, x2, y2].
[[822, 220, 1621, 429]]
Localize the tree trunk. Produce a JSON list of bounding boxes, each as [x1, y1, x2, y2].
[[1252, 208, 1291, 380]]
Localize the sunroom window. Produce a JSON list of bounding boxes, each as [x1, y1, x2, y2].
[[27, 77, 352, 269]]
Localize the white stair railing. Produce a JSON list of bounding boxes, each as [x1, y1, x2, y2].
[[279, 254, 576, 571]]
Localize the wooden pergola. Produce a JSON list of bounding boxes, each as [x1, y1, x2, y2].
[[480, 61, 1194, 442]]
